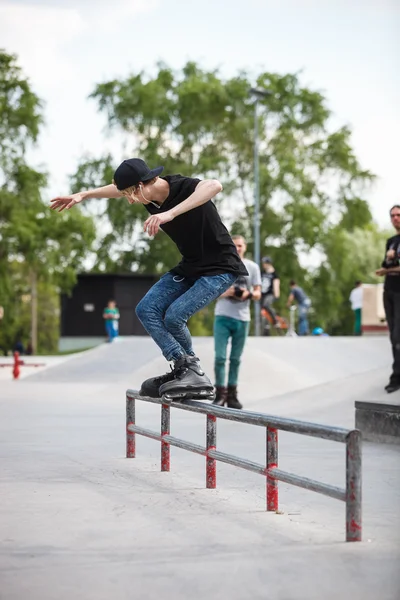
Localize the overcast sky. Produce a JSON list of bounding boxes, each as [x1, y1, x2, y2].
[[0, 0, 399, 227]]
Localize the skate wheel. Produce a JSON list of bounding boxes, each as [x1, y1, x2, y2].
[[162, 390, 214, 402]]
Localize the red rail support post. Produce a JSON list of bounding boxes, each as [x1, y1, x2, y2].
[[266, 426, 278, 511], [126, 395, 136, 458], [206, 414, 217, 489], [13, 351, 22, 379], [161, 403, 170, 472], [346, 430, 362, 542]]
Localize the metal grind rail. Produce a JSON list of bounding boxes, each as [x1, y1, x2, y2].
[[126, 390, 362, 542]]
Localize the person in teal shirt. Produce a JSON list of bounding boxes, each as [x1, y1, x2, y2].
[[103, 300, 120, 342]]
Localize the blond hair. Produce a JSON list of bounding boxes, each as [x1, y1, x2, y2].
[[121, 184, 139, 194]]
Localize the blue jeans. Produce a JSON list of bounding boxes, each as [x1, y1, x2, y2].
[[214, 316, 250, 386], [298, 303, 310, 336], [136, 271, 237, 361], [105, 320, 118, 341]]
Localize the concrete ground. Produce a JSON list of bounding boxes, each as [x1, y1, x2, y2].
[[0, 337, 399, 600]]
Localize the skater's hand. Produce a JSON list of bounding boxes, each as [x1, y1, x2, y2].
[[50, 192, 84, 212], [375, 268, 387, 276], [144, 211, 174, 236]]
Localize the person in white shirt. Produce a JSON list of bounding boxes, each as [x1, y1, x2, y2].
[[213, 236, 262, 408], [349, 281, 363, 335]]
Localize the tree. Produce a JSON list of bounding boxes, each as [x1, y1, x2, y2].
[[71, 62, 375, 333], [0, 51, 95, 353], [2, 261, 60, 355], [310, 224, 389, 334]]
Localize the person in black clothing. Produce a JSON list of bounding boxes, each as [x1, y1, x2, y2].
[[260, 256, 280, 335], [50, 158, 247, 399], [376, 204, 400, 393]]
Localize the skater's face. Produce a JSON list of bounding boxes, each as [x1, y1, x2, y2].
[[121, 177, 160, 205]]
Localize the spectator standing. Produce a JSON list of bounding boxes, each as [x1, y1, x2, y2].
[[103, 300, 120, 343], [260, 256, 280, 335], [213, 235, 262, 408], [376, 205, 400, 393], [349, 281, 363, 336], [287, 280, 311, 336]]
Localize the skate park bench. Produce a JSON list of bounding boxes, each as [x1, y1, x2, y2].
[[126, 390, 362, 542], [355, 398, 400, 444]]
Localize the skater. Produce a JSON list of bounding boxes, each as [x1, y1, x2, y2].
[[260, 256, 280, 335], [213, 235, 262, 408], [103, 300, 120, 342], [50, 158, 247, 399], [287, 280, 311, 336], [375, 205, 400, 393]]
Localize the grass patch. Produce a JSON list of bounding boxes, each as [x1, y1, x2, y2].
[[56, 346, 99, 356]]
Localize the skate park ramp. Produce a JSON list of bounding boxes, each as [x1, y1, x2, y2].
[[1, 337, 399, 600]]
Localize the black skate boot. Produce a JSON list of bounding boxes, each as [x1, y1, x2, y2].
[[212, 386, 227, 406], [139, 367, 175, 398], [159, 356, 215, 401], [226, 385, 243, 410]]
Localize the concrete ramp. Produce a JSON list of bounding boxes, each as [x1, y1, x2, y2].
[[25, 338, 161, 383], [23, 335, 391, 388], [1, 336, 399, 600]]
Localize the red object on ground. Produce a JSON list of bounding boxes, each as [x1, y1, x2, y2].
[[0, 351, 46, 379], [13, 351, 22, 379]]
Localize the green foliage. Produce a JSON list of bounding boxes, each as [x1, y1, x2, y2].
[[0, 51, 96, 353], [0, 267, 59, 356], [309, 225, 388, 334], [71, 62, 379, 334], [0, 51, 43, 171], [1, 53, 382, 344], [188, 303, 216, 336]]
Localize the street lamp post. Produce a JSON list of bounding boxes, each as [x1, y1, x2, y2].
[[249, 87, 272, 336]]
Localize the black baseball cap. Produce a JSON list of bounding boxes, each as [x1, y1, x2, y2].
[[113, 158, 164, 190], [262, 256, 272, 263]]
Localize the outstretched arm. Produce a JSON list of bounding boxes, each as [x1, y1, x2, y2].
[[143, 179, 222, 236], [50, 184, 123, 212]]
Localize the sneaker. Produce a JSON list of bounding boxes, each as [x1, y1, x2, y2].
[[159, 356, 214, 397], [140, 367, 175, 398]]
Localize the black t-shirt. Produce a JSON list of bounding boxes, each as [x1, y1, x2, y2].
[[261, 270, 279, 296], [382, 234, 400, 292], [144, 175, 248, 278]]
